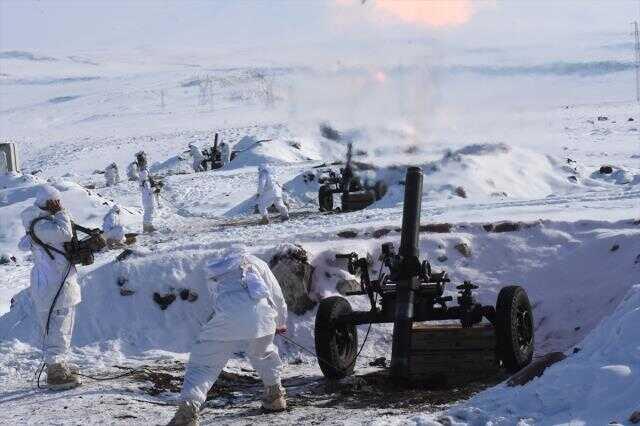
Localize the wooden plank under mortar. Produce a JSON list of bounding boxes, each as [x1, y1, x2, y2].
[[408, 323, 499, 385]]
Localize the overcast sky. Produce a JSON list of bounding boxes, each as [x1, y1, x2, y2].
[[0, 0, 637, 73], [1, 1, 638, 52]]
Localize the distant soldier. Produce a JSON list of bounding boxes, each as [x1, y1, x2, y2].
[[219, 142, 230, 166], [102, 205, 125, 247], [139, 170, 157, 233], [257, 164, 289, 225], [126, 161, 139, 181], [189, 144, 205, 173], [104, 163, 120, 187]]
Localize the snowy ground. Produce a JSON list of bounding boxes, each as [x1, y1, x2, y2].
[[1, 14, 640, 425]]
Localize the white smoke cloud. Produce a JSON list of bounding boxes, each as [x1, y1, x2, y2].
[[334, 0, 490, 29]]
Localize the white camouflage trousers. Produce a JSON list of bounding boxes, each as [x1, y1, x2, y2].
[[192, 159, 204, 172], [38, 306, 76, 364], [181, 334, 283, 407], [258, 196, 288, 219]]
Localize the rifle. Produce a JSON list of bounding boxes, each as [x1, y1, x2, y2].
[[29, 217, 106, 266]]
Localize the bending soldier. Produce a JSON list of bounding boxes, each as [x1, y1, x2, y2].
[[168, 248, 288, 426]]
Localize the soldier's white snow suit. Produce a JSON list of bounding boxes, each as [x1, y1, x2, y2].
[[257, 165, 289, 221], [126, 162, 139, 181], [104, 163, 120, 187], [139, 170, 156, 231], [179, 251, 287, 408], [102, 205, 125, 244], [219, 142, 230, 166], [189, 145, 205, 172], [18, 186, 79, 364], [0, 151, 7, 173]]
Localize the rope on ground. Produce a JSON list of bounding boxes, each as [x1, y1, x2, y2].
[[36, 364, 152, 389], [75, 366, 151, 381], [130, 398, 171, 406]]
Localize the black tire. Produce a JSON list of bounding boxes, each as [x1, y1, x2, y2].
[[495, 286, 534, 373], [341, 191, 376, 212], [318, 185, 334, 212], [314, 296, 358, 379]]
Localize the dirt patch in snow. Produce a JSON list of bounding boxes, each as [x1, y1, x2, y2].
[[132, 362, 505, 414], [296, 370, 506, 412], [132, 362, 260, 398]]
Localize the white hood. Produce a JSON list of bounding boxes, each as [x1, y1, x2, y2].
[[205, 251, 246, 279], [35, 185, 61, 208], [21, 204, 48, 229]]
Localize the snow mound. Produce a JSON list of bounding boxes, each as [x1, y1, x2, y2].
[[284, 143, 589, 210], [0, 240, 372, 359], [276, 142, 640, 211], [2, 248, 219, 354], [424, 143, 577, 199], [149, 154, 192, 176], [367, 143, 587, 208], [226, 135, 337, 169], [450, 284, 640, 425], [281, 171, 321, 207]]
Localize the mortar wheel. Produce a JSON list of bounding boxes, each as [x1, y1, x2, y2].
[[495, 285, 534, 373], [314, 296, 358, 379], [318, 185, 334, 212]]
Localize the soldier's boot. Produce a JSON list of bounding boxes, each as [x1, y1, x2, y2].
[[143, 223, 157, 233], [260, 216, 270, 225], [167, 401, 200, 426], [46, 362, 81, 391], [262, 383, 287, 412]]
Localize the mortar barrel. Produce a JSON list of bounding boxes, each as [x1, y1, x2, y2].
[[399, 166, 423, 258], [391, 166, 423, 379]]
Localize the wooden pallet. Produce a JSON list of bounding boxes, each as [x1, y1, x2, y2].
[[408, 323, 499, 385]]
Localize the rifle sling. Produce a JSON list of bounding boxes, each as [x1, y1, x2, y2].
[[28, 216, 69, 260]]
